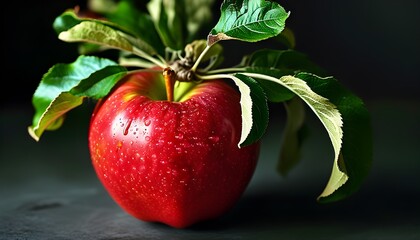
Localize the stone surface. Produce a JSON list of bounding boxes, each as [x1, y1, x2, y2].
[[1, 100, 419, 239]]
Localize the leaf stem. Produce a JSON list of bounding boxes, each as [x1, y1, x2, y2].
[[191, 45, 212, 72], [133, 47, 168, 68], [196, 72, 276, 83], [119, 58, 157, 69], [195, 73, 232, 81], [204, 67, 246, 75], [238, 72, 279, 82]]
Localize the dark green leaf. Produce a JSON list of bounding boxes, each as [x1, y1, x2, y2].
[[255, 73, 295, 103], [296, 73, 373, 203], [147, 0, 187, 50], [208, 0, 289, 45], [147, 0, 216, 50], [184, 0, 216, 43], [273, 27, 296, 49], [244, 49, 327, 77], [28, 55, 127, 141], [240, 49, 328, 102], [105, 0, 165, 56], [52, 11, 82, 34], [277, 97, 307, 176], [70, 65, 127, 98]]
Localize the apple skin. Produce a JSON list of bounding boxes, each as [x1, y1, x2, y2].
[[88, 70, 260, 228]]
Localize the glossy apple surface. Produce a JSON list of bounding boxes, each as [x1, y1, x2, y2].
[[88, 70, 260, 228]]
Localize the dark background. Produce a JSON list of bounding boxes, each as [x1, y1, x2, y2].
[[1, 0, 420, 109], [1, 1, 419, 239]]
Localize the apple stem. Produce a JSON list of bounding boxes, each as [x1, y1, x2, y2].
[[163, 67, 176, 102]]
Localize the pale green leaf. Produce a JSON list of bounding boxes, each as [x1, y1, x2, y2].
[[279, 76, 343, 168], [53, 9, 160, 56], [58, 21, 134, 52], [87, 0, 118, 14]]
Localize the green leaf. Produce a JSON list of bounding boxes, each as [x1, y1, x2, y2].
[[255, 80, 295, 103], [147, 0, 216, 50], [53, 10, 158, 56], [70, 65, 127, 98], [240, 49, 328, 102], [277, 97, 307, 176], [52, 10, 82, 34], [296, 73, 372, 203], [244, 72, 345, 199], [208, 0, 289, 45], [29, 55, 127, 141], [87, 0, 118, 14], [225, 74, 269, 147], [184, 0, 216, 43], [105, 0, 165, 56], [277, 76, 344, 175], [58, 21, 134, 52], [244, 49, 327, 77], [273, 27, 296, 49], [147, 0, 187, 50], [28, 93, 84, 141], [184, 40, 223, 63]]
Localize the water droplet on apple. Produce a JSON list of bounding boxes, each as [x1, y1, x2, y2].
[[145, 136, 150, 141], [144, 119, 151, 126], [208, 136, 219, 143], [123, 119, 133, 135]]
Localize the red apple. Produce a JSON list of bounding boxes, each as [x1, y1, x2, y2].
[[88, 69, 260, 228]]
